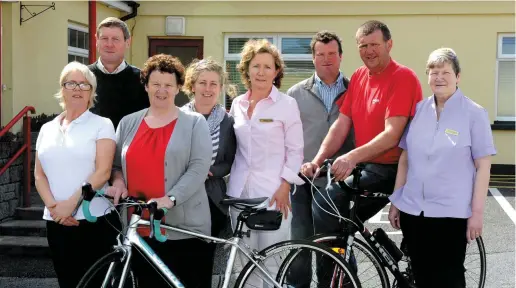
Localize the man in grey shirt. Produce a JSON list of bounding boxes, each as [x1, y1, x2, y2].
[[287, 30, 354, 241]]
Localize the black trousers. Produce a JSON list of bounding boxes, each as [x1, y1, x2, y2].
[[400, 211, 468, 288], [46, 211, 121, 288], [131, 237, 213, 288]]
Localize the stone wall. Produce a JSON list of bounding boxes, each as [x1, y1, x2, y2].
[[0, 139, 24, 221]]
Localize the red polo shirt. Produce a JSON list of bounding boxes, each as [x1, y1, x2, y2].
[[340, 59, 423, 164]]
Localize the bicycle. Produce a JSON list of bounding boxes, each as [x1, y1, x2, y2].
[[298, 159, 487, 288], [76, 182, 362, 288]]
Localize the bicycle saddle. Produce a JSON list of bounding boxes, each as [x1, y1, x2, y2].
[[220, 197, 268, 209]]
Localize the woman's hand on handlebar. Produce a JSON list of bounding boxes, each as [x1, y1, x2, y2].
[[332, 154, 357, 182], [105, 179, 128, 205], [301, 162, 319, 177], [149, 196, 175, 210]]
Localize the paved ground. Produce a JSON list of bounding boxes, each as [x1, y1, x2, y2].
[[1, 181, 514, 287]]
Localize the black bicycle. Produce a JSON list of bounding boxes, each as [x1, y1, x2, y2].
[[301, 159, 487, 288]]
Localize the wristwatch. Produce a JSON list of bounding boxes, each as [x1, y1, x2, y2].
[[169, 196, 176, 207]]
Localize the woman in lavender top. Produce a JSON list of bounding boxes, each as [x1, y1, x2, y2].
[[388, 48, 496, 288]]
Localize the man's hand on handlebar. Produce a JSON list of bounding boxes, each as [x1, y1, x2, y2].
[[301, 162, 319, 177], [331, 154, 357, 182]]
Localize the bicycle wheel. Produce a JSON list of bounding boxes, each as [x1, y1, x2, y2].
[[77, 250, 137, 288], [311, 233, 390, 288], [464, 236, 487, 288], [234, 240, 361, 288]]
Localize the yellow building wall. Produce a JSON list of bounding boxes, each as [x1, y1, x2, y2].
[[2, 1, 514, 165], [130, 1, 515, 165], [1, 1, 121, 124]]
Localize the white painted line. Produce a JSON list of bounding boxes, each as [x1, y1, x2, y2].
[[489, 188, 516, 225], [368, 203, 390, 224]]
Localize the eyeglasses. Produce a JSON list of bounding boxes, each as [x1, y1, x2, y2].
[[63, 82, 92, 91]]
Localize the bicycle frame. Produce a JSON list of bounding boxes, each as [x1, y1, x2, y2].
[[104, 212, 284, 288]]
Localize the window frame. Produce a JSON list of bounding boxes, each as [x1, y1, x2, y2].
[[68, 23, 89, 63], [223, 33, 314, 108], [495, 33, 516, 122]]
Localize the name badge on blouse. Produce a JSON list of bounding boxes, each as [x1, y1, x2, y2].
[[445, 128, 459, 136], [259, 118, 274, 123]]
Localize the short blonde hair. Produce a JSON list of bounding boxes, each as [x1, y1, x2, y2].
[[426, 47, 461, 76], [182, 58, 237, 99], [237, 39, 285, 90], [55, 61, 97, 110]]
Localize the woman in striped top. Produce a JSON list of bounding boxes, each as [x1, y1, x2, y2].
[[181, 58, 237, 260]]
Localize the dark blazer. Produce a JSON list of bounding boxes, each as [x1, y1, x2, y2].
[[205, 113, 236, 215]]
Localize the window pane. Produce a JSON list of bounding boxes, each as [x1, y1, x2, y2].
[[78, 31, 85, 49], [228, 37, 274, 54], [69, 28, 77, 47], [497, 60, 515, 117], [68, 54, 75, 63], [85, 34, 89, 50], [281, 38, 311, 54], [502, 36, 515, 56], [225, 60, 246, 110], [280, 61, 314, 92]]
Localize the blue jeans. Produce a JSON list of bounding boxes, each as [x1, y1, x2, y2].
[[312, 163, 397, 286], [312, 163, 397, 234]]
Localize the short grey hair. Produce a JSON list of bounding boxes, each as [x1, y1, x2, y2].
[[426, 47, 461, 76], [55, 61, 97, 110], [96, 17, 131, 40]]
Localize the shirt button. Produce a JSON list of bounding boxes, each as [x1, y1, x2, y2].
[[165, 161, 167, 166], [165, 178, 167, 182]]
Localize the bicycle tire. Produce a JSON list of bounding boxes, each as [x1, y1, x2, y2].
[[310, 233, 390, 288], [77, 250, 137, 288], [234, 240, 362, 288]]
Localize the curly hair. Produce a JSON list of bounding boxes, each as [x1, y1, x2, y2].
[[140, 54, 185, 86], [237, 39, 285, 90], [182, 58, 237, 98]]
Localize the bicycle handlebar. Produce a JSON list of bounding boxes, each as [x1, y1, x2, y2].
[[80, 183, 169, 242], [298, 159, 364, 193]]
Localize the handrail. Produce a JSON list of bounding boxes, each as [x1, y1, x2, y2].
[[0, 106, 36, 208], [0, 106, 36, 137]]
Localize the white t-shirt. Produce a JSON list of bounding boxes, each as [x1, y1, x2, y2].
[[36, 110, 115, 221]]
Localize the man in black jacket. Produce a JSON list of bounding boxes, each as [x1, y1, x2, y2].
[[89, 17, 148, 129]]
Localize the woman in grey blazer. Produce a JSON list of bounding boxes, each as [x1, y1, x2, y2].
[[106, 54, 212, 288]]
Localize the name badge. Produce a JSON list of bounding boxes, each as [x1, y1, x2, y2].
[[259, 118, 274, 123], [445, 128, 459, 136]]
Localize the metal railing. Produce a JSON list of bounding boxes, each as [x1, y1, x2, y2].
[[0, 106, 36, 207]]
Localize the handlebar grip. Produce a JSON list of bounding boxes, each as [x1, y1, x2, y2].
[[82, 188, 105, 223], [82, 200, 97, 223], [151, 207, 168, 242]]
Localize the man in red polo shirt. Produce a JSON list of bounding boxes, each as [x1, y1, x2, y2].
[[302, 20, 423, 232]]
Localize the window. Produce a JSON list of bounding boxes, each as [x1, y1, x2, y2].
[[224, 34, 314, 110], [496, 34, 515, 121], [68, 23, 89, 64]]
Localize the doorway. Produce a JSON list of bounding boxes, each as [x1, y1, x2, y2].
[[149, 38, 204, 107]]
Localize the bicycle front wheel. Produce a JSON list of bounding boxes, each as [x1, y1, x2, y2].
[[77, 250, 137, 288], [234, 240, 361, 288]]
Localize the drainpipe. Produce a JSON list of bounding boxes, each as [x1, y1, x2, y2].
[[88, 0, 97, 64], [120, 1, 139, 22]]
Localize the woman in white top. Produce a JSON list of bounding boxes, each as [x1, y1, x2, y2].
[[34, 62, 119, 288]]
